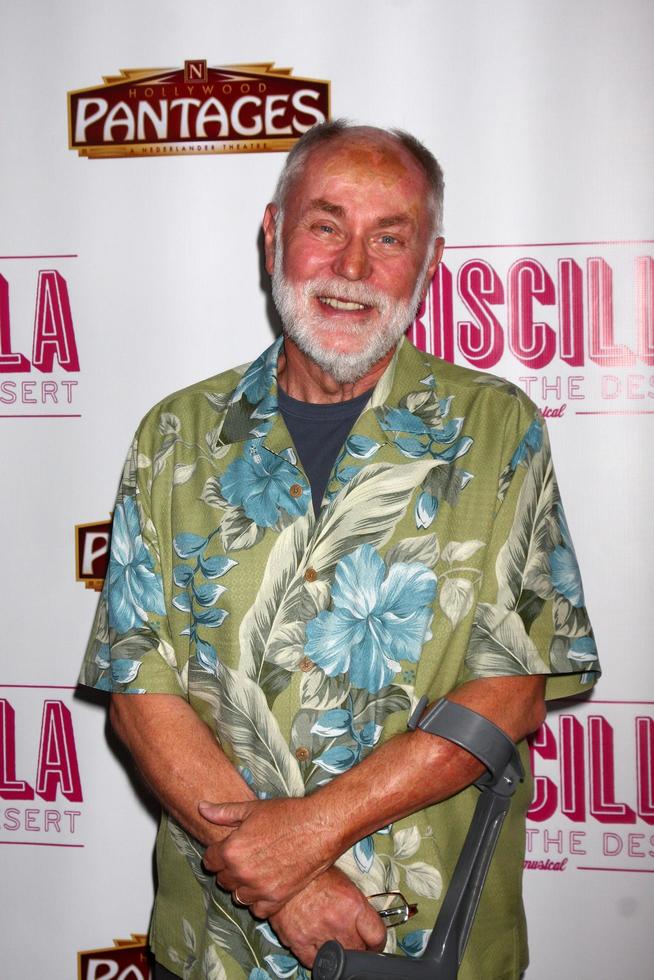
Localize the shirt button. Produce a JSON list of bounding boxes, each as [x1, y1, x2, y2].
[[299, 656, 314, 672], [295, 746, 311, 762], [289, 483, 303, 498], [304, 567, 318, 583]]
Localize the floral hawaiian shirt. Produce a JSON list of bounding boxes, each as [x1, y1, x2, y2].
[[80, 336, 599, 980]]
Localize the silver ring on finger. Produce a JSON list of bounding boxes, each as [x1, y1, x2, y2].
[[233, 889, 249, 908]]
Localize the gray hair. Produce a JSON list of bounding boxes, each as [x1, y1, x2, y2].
[[272, 119, 445, 236]]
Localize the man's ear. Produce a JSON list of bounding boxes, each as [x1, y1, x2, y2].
[[420, 236, 445, 302], [262, 204, 279, 276]]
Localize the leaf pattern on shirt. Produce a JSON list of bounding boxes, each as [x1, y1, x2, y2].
[[238, 459, 441, 707], [238, 512, 313, 694], [308, 459, 442, 573], [291, 684, 412, 795], [191, 660, 305, 798], [167, 819, 283, 977], [467, 422, 596, 679], [337, 821, 442, 904]]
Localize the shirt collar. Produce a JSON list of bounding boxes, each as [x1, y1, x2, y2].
[[218, 335, 437, 454]]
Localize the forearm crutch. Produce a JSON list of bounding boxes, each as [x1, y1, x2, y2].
[[313, 698, 525, 980]]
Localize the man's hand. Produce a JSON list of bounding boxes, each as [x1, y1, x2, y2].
[[199, 797, 331, 917], [268, 867, 386, 969]]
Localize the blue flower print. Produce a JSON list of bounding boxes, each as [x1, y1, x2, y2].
[[345, 434, 381, 459], [239, 766, 272, 800], [263, 953, 301, 978], [304, 544, 437, 693], [220, 441, 309, 528], [399, 929, 431, 958], [231, 339, 281, 406], [107, 495, 166, 632], [378, 405, 472, 464], [353, 834, 375, 872], [569, 636, 598, 664], [415, 491, 438, 529], [510, 417, 543, 469], [550, 546, 584, 607], [379, 407, 431, 435], [311, 707, 383, 776], [550, 504, 585, 607]]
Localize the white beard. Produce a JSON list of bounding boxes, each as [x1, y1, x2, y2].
[[271, 236, 430, 384]]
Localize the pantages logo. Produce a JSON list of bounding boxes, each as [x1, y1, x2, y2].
[[75, 519, 111, 591], [78, 935, 151, 980], [68, 60, 330, 158]]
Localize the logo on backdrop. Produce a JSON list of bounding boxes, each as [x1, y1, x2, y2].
[[76, 519, 112, 592], [408, 240, 654, 415], [0, 260, 81, 418], [78, 935, 152, 980], [68, 60, 330, 159], [525, 700, 654, 874], [0, 686, 84, 845]]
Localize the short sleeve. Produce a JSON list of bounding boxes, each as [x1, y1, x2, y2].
[[78, 435, 185, 696], [464, 404, 600, 701]]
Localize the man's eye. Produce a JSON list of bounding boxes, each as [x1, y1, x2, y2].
[[318, 224, 334, 234], [380, 234, 399, 245]]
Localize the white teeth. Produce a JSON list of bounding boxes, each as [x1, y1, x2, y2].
[[319, 296, 368, 311]]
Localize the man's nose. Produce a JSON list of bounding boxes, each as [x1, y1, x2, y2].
[[332, 235, 371, 281]]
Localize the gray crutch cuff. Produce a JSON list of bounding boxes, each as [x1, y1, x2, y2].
[[407, 696, 524, 793]]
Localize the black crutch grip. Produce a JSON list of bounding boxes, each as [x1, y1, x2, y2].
[[314, 941, 435, 980]]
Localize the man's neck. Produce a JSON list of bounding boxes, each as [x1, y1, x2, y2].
[[277, 335, 396, 404]]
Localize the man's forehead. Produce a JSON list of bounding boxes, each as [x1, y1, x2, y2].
[[293, 133, 427, 198]]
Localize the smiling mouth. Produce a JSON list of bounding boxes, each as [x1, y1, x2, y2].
[[317, 295, 373, 312]]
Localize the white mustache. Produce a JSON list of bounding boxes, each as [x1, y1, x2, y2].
[[303, 278, 391, 311]]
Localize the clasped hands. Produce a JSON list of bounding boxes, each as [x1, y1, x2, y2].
[[198, 796, 386, 967], [200, 796, 330, 917]]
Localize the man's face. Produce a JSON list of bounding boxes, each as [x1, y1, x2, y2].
[[264, 136, 444, 383]]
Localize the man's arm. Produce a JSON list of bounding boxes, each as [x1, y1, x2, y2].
[[201, 673, 546, 917], [109, 692, 386, 964], [109, 692, 256, 844]]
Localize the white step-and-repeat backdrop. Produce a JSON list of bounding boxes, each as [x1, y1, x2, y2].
[[1, 1, 652, 977]]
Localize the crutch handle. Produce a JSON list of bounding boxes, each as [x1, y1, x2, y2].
[[314, 941, 435, 980]]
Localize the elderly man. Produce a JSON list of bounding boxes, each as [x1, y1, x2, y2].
[[80, 120, 599, 979]]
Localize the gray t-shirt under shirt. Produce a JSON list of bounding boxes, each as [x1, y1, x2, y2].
[[277, 385, 373, 516]]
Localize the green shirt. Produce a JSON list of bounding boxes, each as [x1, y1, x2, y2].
[[80, 336, 599, 980]]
